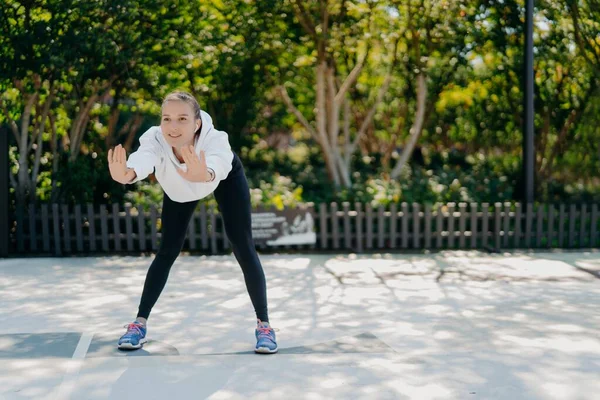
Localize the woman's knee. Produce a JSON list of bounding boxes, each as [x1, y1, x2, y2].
[[226, 230, 254, 249], [156, 245, 182, 260]]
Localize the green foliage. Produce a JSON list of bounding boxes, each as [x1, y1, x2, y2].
[[123, 181, 164, 211], [2, 0, 600, 209], [250, 175, 304, 210], [52, 151, 128, 205]]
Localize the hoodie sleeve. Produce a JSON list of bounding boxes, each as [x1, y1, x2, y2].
[[204, 128, 234, 182], [126, 127, 161, 184]]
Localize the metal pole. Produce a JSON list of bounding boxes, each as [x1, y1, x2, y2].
[[0, 128, 9, 257], [524, 0, 535, 203]]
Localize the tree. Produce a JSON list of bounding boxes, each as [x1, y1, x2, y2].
[[0, 0, 201, 205], [277, 0, 396, 189], [383, 0, 470, 179]]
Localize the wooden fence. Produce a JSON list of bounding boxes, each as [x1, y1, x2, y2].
[[6, 202, 600, 256]]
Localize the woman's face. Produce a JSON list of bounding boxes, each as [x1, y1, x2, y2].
[[160, 100, 201, 148]]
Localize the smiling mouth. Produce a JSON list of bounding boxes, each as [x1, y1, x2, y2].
[[168, 134, 182, 138]]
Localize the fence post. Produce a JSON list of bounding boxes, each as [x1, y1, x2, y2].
[[0, 128, 8, 257], [319, 203, 327, 249], [355, 202, 363, 253]]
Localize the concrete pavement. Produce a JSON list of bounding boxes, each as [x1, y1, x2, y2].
[[0, 251, 599, 399]]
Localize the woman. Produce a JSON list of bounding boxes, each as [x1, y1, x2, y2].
[[107, 91, 277, 354]]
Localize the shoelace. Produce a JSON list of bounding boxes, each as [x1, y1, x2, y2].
[[123, 322, 143, 336], [257, 326, 275, 342]]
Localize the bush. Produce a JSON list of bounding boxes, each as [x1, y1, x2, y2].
[[53, 151, 129, 205], [250, 174, 305, 210], [124, 180, 165, 210]]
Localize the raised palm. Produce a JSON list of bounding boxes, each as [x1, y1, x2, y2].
[[108, 144, 136, 184], [177, 145, 211, 182]]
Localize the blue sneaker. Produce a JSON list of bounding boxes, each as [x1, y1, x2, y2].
[[255, 319, 278, 354], [117, 321, 147, 350]]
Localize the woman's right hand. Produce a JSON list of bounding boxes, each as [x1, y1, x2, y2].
[[108, 144, 137, 184]]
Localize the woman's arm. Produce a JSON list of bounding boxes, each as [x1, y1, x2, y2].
[[126, 127, 161, 183], [203, 129, 234, 182]]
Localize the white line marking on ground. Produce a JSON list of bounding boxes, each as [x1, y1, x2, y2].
[[52, 332, 93, 400]]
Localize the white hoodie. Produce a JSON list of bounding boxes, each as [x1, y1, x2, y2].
[[126, 110, 234, 203]]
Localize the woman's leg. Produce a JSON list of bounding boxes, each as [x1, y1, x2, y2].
[[137, 193, 198, 320], [213, 154, 269, 322]]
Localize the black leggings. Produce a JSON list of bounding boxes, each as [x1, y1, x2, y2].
[[136, 153, 269, 322]]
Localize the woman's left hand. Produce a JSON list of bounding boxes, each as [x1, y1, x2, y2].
[[177, 145, 214, 182]]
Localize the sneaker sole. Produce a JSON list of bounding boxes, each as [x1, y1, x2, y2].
[[118, 338, 147, 350], [254, 346, 278, 354]]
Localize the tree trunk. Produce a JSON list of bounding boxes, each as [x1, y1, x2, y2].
[[391, 73, 427, 179], [30, 88, 55, 203], [68, 93, 99, 162], [69, 80, 114, 162], [16, 93, 38, 206], [316, 60, 341, 187], [343, 97, 352, 172], [538, 109, 578, 184], [106, 90, 121, 149], [538, 83, 597, 182], [50, 114, 61, 203], [326, 64, 350, 187], [382, 102, 408, 169], [124, 114, 144, 151]]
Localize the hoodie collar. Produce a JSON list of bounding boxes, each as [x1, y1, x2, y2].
[[198, 110, 214, 140]]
